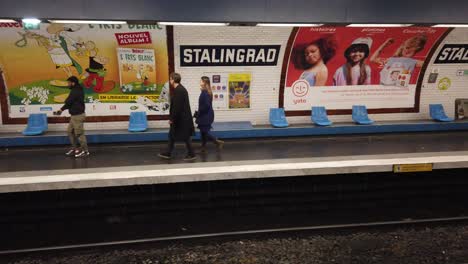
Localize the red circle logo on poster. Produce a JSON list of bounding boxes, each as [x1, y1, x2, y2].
[[292, 80, 309, 97]]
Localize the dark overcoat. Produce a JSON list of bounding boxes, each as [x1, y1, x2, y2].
[[169, 84, 195, 141], [196, 90, 214, 133]]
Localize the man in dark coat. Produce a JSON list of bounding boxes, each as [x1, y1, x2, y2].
[[158, 72, 196, 160]]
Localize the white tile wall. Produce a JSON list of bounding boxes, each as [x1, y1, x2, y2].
[[174, 26, 292, 126]]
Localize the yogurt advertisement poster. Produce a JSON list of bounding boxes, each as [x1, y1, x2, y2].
[[282, 26, 448, 113]]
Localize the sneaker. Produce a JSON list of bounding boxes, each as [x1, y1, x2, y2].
[[158, 152, 172, 159], [183, 154, 196, 161], [215, 139, 225, 149], [65, 148, 78, 157], [75, 150, 90, 158]]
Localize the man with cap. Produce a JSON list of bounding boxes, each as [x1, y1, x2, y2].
[[54, 76, 89, 158]]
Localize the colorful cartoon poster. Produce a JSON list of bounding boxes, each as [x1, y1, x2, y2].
[[113, 47, 168, 113], [117, 48, 156, 91], [228, 73, 251, 109], [282, 26, 449, 113], [0, 22, 169, 119]]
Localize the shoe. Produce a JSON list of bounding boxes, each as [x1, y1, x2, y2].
[[65, 148, 78, 157], [158, 152, 172, 159], [75, 150, 90, 158], [183, 154, 196, 161], [215, 139, 225, 149]]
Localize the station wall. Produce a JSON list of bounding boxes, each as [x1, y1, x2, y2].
[[1, 25, 468, 132]]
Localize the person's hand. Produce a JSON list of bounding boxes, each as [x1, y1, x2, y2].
[[54, 110, 63, 116], [168, 120, 173, 125], [383, 38, 394, 47]]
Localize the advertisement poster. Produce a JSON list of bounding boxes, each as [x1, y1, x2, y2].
[[282, 26, 448, 112], [204, 72, 251, 110], [117, 48, 156, 93], [205, 73, 228, 110], [115, 47, 169, 113], [0, 22, 170, 119], [228, 73, 251, 109]]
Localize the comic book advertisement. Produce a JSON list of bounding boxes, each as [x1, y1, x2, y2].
[[0, 23, 170, 118]]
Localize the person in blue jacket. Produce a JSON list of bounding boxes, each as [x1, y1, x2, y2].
[[195, 76, 224, 152]]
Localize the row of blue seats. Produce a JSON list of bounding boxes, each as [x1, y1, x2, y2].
[[23, 112, 149, 136], [21, 104, 455, 135], [270, 104, 455, 128]]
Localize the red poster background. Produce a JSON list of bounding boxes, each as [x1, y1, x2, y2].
[[285, 27, 449, 87], [115, 31, 152, 45]]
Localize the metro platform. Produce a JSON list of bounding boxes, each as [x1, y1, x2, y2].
[[2, 119, 468, 147], [1, 126, 468, 193]]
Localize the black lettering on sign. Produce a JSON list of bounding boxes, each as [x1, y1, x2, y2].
[[180, 45, 281, 66], [434, 44, 468, 64]]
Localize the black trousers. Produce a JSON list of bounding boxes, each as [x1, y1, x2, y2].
[[167, 137, 194, 156], [201, 131, 217, 146]]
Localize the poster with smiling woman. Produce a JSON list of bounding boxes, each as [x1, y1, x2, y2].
[[281, 26, 449, 114]]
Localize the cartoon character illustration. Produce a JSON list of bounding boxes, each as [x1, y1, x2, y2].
[[293, 36, 337, 87], [136, 96, 169, 112], [333, 37, 372, 86], [143, 76, 150, 86], [136, 64, 153, 85], [136, 65, 143, 82], [122, 63, 134, 72], [17, 24, 83, 79], [120, 63, 155, 92], [76, 40, 115, 93], [157, 82, 170, 111], [136, 96, 158, 111], [16, 31, 50, 49], [370, 35, 427, 86], [159, 81, 170, 102]]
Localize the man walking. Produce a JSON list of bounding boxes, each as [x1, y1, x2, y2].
[[54, 76, 89, 158], [158, 72, 196, 161]]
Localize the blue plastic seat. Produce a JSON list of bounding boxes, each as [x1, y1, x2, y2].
[[352, 105, 374, 125], [430, 104, 454, 122], [269, 108, 289, 128], [311, 106, 332, 126], [128, 111, 148, 132], [22, 113, 48, 136]]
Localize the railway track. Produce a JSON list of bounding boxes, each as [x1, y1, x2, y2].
[[2, 215, 468, 255]]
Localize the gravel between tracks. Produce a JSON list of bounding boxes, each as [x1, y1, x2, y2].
[[5, 224, 468, 264]]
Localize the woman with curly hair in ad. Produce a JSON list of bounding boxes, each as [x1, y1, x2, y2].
[[293, 36, 338, 87]]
